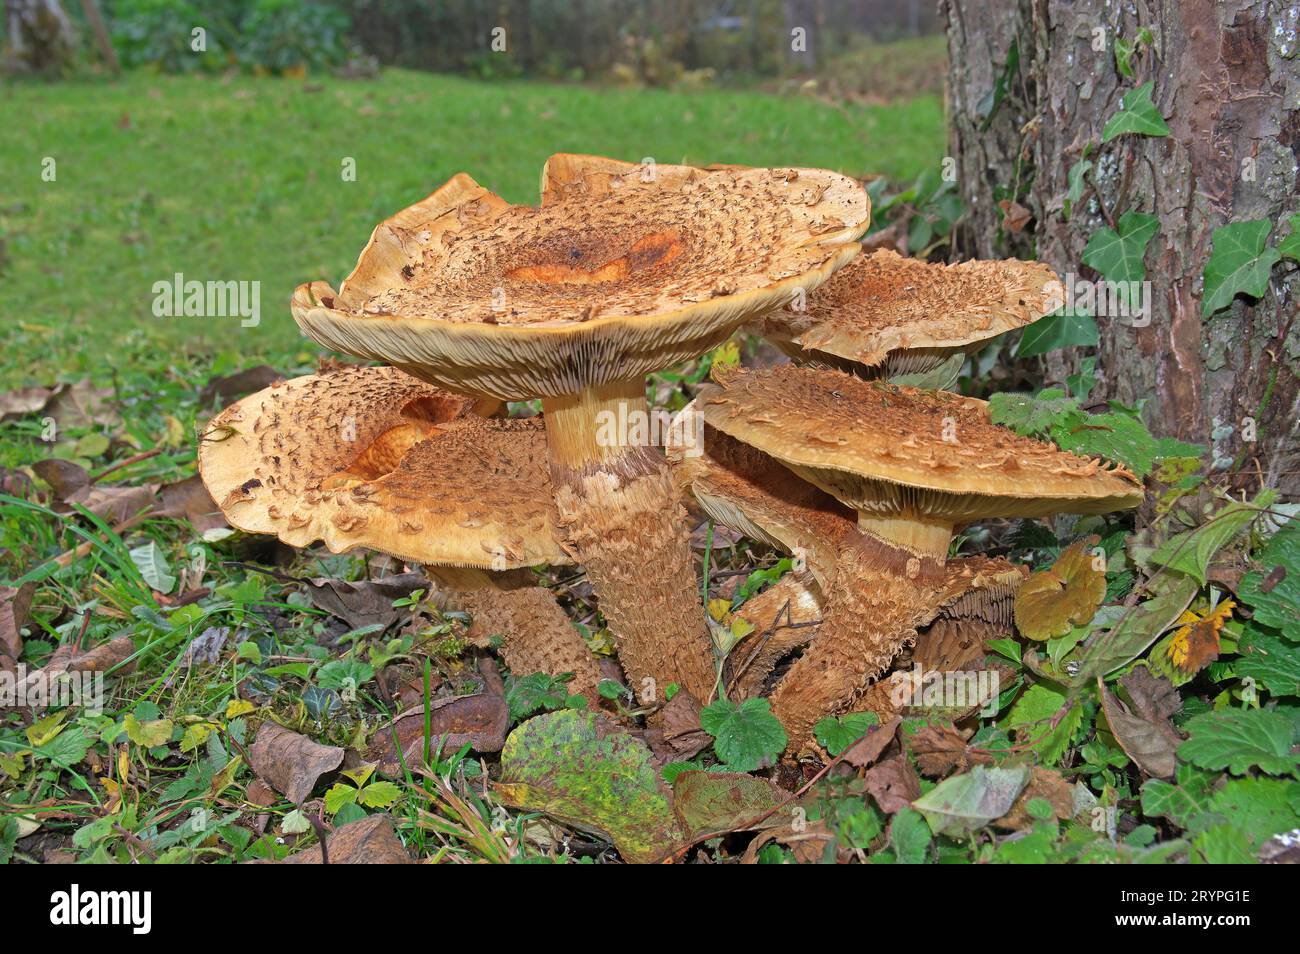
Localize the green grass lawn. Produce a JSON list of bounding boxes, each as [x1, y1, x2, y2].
[[0, 69, 944, 387]]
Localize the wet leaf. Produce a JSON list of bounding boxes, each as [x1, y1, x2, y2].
[[495, 709, 685, 863]]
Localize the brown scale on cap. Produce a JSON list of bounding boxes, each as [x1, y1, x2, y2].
[[747, 248, 1062, 383], [197, 365, 602, 697], [290, 155, 872, 704], [698, 365, 1140, 752]]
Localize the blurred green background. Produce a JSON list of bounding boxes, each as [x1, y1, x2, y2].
[[1, 1, 948, 386]]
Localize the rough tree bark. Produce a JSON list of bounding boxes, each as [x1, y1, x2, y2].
[[2, 0, 77, 74], [942, 0, 1299, 496]]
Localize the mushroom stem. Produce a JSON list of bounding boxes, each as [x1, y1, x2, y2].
[[542, 378, 716, 702], [857, 512, 954, 561], [426, 567, 604, 700], [767, 531, 948, 752]]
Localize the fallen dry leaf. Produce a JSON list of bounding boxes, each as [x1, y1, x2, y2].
[[643, 689, 711, 762], [1097, 669, 1183, 779], [306, 573, 428, 631], [199, 366, 281, 406], [908, 723, 991, 778], [367, 693, 509, 776], [156, 475, 227, 533], [44, 378, 120, 431], [998, 198, 1033, 233], [262, 814, 411, 865], [248, 721, 344, 805], [864, 754, 921, 814], [841, 715, 901, 769], [995, 766, 1074, 830], [31, 459, 89, 499], [0, 582, 35, 659], [0, 384, 64, 422]]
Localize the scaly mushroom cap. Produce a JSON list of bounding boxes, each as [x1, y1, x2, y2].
[[292, 156, 870, 401], [748, 248, 1062, 375], [698, 366, 1143, 522], [667, 402, 854, 591], [198, 365, 569, 569]]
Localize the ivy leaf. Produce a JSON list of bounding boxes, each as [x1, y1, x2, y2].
[[1178, 709, 1300, 777], [699, 697, 787, 772], [1016, 311, 1100, 357], [1081, 210, 1159, 304], [1101, 81, 1170, 142], [1063, 157, 1093, 221], [129, 540, 177, 594], [1277, 213, 1300, 262], [1006, 684, 1081, 764], [1140, 778, 1206, 829], [1201, 220, 1281, 316]]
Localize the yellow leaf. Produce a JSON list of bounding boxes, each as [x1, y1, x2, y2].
[[711, 340, 740, 371], [225, 699, 255, 719], [25, 711, 67, 748], [124, 714, 173, 748], [180, 723, 213, 753], [162, 414, 186, 448], [707, 598, 732, 623], [341, 763, 375, 787], [0, 752, 27, 778]]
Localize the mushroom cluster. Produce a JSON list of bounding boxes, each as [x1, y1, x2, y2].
[[198, 152, 1139, 757], [201, 154, 870, 708]]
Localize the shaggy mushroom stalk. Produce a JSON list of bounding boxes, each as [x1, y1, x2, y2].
[[542, 378, 713, 700]]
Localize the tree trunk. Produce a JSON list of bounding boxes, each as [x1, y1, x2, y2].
[[3, 0, 77, 75], [942, 0, 1299, 496]]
